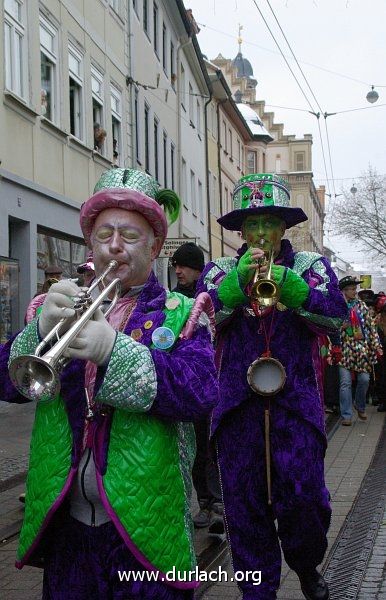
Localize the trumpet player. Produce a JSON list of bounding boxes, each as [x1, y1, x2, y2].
[[1, 168, 219, 599], [197, 173, 348, 600]]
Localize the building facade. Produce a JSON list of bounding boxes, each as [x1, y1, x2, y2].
[[212, 50, 324, 254], [0, 0, 130, 338]]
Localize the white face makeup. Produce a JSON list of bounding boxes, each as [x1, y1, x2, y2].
[[91, 208, 161, 294]]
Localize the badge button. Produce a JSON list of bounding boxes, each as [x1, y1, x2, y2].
[[131, 328, 143, 341], [144, 320, 153, 330], [165, 297, 180, 310], [152, 327, 175, 349]]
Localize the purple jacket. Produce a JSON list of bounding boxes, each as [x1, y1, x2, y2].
[[197, 240, 348, 440]]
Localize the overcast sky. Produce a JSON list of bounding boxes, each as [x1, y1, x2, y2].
[[188, 0, 386, 271]]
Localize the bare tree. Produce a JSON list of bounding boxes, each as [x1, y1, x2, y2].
[[330, 167, 386, 260]]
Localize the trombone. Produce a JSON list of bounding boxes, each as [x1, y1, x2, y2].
[[249, 238, 280, 309], [9, 260, 121, 403]]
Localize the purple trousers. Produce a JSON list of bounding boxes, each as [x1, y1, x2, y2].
[[216, 398, 331, 599], [42, 513, 194, 600]]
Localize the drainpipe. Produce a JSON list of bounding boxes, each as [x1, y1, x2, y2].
[[176, 36, 193, 237], [217, 99, 227, 256], [127, 1, 135, 167], [204, 91, 213, 259]]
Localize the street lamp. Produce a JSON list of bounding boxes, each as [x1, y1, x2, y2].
[[366, 86, 379, 104], [350, 184, 357, 195]]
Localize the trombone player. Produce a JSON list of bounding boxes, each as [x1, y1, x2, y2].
[[1, 168, 219, 599], [197, 173, 347, 600]]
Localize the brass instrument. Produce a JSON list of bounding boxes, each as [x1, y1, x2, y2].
[[249, 238, 280, 309], [9, 260, 121, 402]]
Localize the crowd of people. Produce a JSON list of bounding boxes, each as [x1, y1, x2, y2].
[[0, 168, 384, 600]]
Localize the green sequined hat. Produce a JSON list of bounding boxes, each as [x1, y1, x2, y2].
[[218, 173, 308, 230], [80, 168, 181, 247]]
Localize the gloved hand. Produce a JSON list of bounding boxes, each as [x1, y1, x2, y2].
[[39, 280, 81, 338], [330, 345, 343, 365], [271, 265, 310, 309], [237, 248, 264, 287], [64, 308, 117, 366]]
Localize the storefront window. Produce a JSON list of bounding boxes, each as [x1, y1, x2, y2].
[[37, 230, 87, 293], [0, 257, 19, 342]]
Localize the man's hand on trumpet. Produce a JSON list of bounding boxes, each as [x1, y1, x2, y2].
[[38, 280, 81, 338], [64, 308, 117, 366]]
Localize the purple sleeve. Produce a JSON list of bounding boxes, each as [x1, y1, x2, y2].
[[0, 337, 31, 403], [302, 257, 347, 319], [148, 326, 219, 422]]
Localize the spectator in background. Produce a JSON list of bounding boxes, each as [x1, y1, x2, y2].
[[94, 123, 107, 152], [171, 242, 205, 298], [171, 242, 224, 533], [76, 252, 95, 287], [374, 293, 386, 412], [338, 277, 382, 425]]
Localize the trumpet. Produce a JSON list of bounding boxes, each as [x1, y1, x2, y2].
[[9, 260, 121, 402], [249, 239, 280, 309]]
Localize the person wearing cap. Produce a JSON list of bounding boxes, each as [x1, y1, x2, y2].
[[1, 168, 219, 599], [171, 242, 205, 298], [338, 277, 383, 425], [171, 243, 223, 533], [77, 251, 95, 287], [197, 173, 347, 600], [374, 293, 386, 412]]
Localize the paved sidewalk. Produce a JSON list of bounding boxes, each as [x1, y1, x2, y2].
[[202, 407, 386, 599], [1, 403, 385, 599]]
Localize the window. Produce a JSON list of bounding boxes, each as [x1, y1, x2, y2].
[[37, 229, 87, 293], [295, 151, 305, 171], [229, 128, 233, 159], [198, 180, 204, 224], [153, 3, 159, 55], [211, 104, 217, 139], [190, 170, 196, 215], [143, 0, 149, 35], [247, 150, 256, 173], [144, 103, 150, 172], [171, 143, 175, 190], [181, 158, 187, 208], [163, 131, 168, 187], [180, 63, 186, 110], [40, 15, 58, 123], [68, 44, 84, 140], [133, 0, 138, 15], [237, 139, 242, 169], [154, 117, 159, 181], [189, 83, 194, 125], [222, 120, 227, 152], [196, 99, 201, 136], [224, 186, 229, 213], [109, 0, 120, 13], [212, 174, 219, 216], [134, 88, 140, 164], [275, 154, 281, 173], [170, 42, 175, 87], [4, 0, 25, 98], [91, 66, 105, 152], [162, 23, 167, 73], [111, 84, 122, 165]]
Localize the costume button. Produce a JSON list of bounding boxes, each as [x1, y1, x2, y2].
[[152, 327, 175, 349], [131, 328, 143, 341], [144, 320, 153, 329]]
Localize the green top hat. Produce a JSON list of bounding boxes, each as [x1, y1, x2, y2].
[[218, 173, 308, 230]]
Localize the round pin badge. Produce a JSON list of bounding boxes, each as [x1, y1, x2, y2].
[[131, 328, 143, 341], [152, 327, 175, 349], [144, 320, 153, 330], [165, 297, 180, 310]]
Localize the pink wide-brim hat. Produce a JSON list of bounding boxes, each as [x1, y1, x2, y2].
[[80, 188, 168, 249]]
